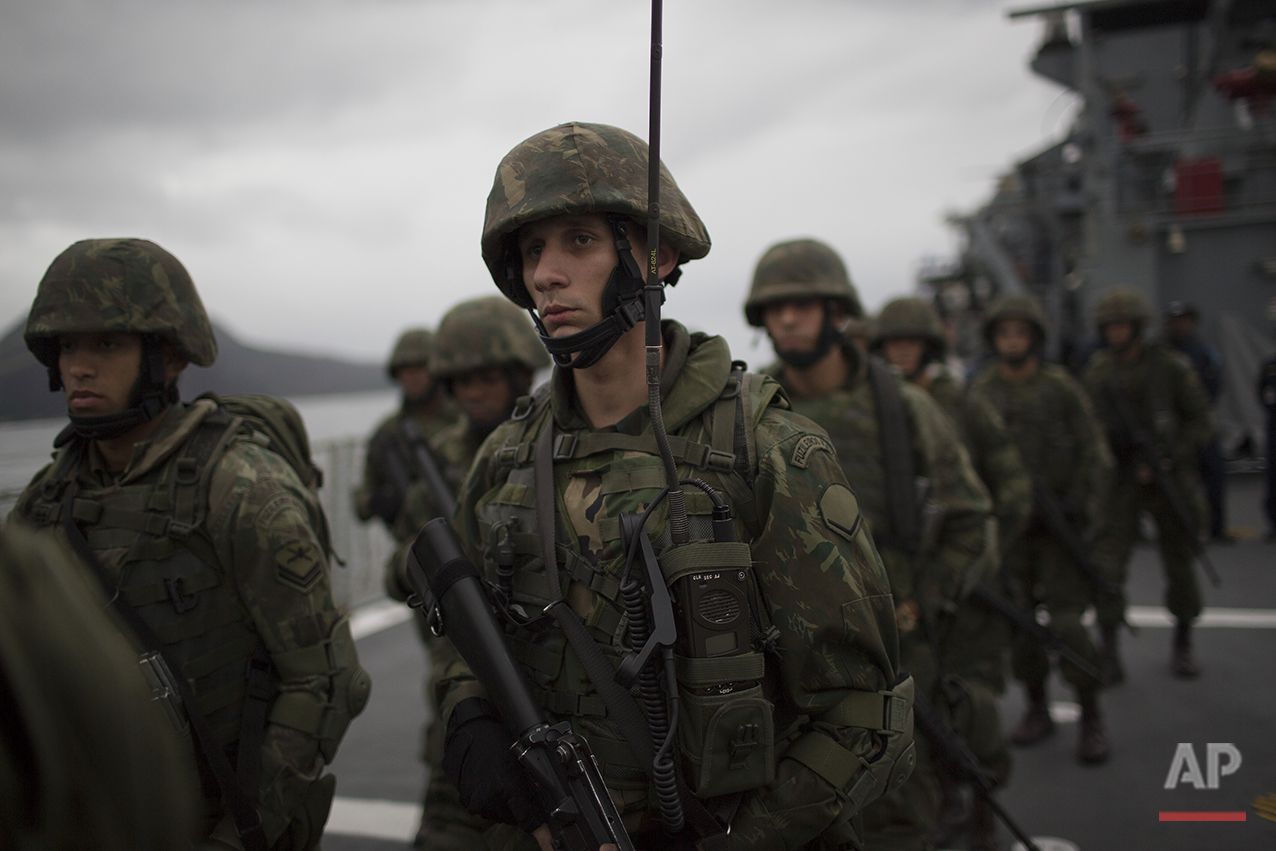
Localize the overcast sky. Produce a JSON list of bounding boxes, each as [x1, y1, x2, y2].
[[0, 0, 1076, 366]]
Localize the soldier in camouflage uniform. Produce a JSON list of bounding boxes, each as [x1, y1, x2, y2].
[[1, 523, 199, 851], [355, 327, 461, 531], [1083, 288, 1216, 679], [8, 238, 370, 850], [871, 295, 1031, 845], [437, 123, 914, 851], [872, 297, 1031, 556], [385, 296, 549, 851], [745, 241, 997, 851], [969, 294, 1112, 765]]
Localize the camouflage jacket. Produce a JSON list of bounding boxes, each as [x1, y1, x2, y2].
[[354, 396, 461, 530], [385, 417, 485, 601], [925, 368, 1032, 553], [446, 322, 906, 850], [762, 346, 994, 610], [1082, 341, 1216, 478], [8, 400, 366, 846], [1, 524, 200, 851], [970, 362, 1112, 528]]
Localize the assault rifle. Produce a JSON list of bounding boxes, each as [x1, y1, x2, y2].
[[967, 586, 1103, 683], [912, 692, 1042, 851], [394, 416, 460, 519], [1105, 387, 1221, 588], [1031, 482, 1135, 634], [405, 518, 635, 851]]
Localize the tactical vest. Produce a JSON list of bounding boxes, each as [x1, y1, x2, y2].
[[21, 404, 320, 804], [474, 364, 784, 804]]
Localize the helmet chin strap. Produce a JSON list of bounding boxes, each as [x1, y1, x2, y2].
[[526, 215, 655, 371], [55, 336, 172, 448], [775, 300, 842, 368]]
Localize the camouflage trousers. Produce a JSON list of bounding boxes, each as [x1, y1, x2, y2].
[[861, 610, 1009, 851], [1091, 476, 1206, 628], [1005, 529, 1102, 696], [415, 613, 490, 850]]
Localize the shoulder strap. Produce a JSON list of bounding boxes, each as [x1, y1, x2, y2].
[[60, 478, 269, 851], [533, 424, 656, 770], [868, 355, 918, 551], [534, 424, 732, 851]]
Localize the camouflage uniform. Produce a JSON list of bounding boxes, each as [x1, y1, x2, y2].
[[0, 524, 199, 851], [970, 295, 1114, 763], [354, 327, 461, 529], [385, 297, 548, 851], [439, 124, 913, 851], [1083, 290, 1215, 675], [760, 349, 996, 851], [871, 297, 1032, 560], [745, 262, 993, 851], [9, 239, 369, 849], [870, 297, 1029, 840]]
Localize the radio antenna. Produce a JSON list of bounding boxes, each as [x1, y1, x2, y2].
[[644, 0, 689, 544]]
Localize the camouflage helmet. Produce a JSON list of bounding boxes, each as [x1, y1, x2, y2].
[[744, 239, 863, 327], [1092, 287, 1153, 327], [870, 297, 945, 355], [387, 328, 434, 379], [982, 293, 1048, 346], [429, 296, 551, 379], [24, 238, 217, 369], [481, 122, 711, 308]]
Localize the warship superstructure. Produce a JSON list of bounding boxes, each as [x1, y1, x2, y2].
[[925, 0, 1276, 453]]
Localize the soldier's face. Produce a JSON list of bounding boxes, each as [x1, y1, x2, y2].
[[761, 298, 825, 355], [1102, 320, 1136, 350], [880, 338, 926, 378], [452, 367, 516, 431], [518, 214, 623, 338], [517, 212, 676, 342], [993, 319, 1035, 362], [396, 365, 433, 401], [58, 332, 144, 417]]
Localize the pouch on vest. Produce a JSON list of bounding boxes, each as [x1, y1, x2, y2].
[[661, 541, 775, 798]]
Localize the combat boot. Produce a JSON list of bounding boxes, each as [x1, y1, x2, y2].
[[1172, 621, 1201, 678], [1076, 691, 1109, 765], [1099, 625, 1125, 686], [1009, 683, 1054, 746], [966, 795, 1002, 851]]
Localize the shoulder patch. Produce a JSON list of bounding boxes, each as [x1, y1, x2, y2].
[[274, 539, 324, 593], [819, 483, 863, 542], [791, 433, 835, 469]]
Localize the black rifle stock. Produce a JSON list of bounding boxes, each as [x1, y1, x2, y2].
[[406, 518, 635, 851], [1105, 387, 1221, 587], [968, 586, 1103, 683], [911, 692, 1043, 851]]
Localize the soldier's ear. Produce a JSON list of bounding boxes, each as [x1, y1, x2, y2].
[[161, 341, 188, 384]]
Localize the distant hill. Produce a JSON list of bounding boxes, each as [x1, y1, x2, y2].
[[0, 319, 391, 422]]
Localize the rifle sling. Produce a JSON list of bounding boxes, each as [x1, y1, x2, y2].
[[61, 479, 270, 851], [868, 356, 918, 549], [534, 424, 731, 851]]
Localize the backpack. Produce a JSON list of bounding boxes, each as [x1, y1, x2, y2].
[[195, 392, 334, 560]]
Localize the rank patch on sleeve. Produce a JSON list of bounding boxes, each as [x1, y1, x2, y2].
[[275, 540, 323, 592], [791, 434, 835, 469]]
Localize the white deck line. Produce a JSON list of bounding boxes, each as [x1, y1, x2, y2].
[[1126, 605, 1276, 629], [326, 796, 422, 841], [349, 598, 413, 640]]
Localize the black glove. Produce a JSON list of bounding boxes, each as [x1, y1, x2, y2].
[[368, 483, 403, 526], [443, 697, 542, 830]]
